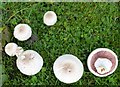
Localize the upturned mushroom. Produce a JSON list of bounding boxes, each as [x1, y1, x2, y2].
[[13, 24, 32, 41], [5, 43, 18, 56], [53, 54, 84, 84], [87, 48, 118, 77], [16, 50, 43, 76], [43, 11, 57, 26]]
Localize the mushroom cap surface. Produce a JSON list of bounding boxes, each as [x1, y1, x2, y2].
[[43, 11, 57, 26], [14, 24, 32, 41], [53, 54, 84, 84], [17, 50, 43, 76], [5, 43, 18, 56]]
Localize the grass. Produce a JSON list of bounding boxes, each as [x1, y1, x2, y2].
[[1, 2, 120, 86]]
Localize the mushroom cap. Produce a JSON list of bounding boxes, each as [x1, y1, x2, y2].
[[43, 11, 57, 26], [5, 43, 18, 56], [16, 50, 43, 76], [87, 48, 118, 77], [53, 54, 84, 84], [13, 24, 32, 41]]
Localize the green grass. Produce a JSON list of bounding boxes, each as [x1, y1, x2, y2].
[[1, 2, 120, 86]]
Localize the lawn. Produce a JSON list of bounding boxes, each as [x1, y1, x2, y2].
[[1, 2, 120, 86]]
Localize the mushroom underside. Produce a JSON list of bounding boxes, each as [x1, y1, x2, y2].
[[90, 51, 116, 75]]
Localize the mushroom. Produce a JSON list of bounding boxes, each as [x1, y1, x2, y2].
[[5, 43, 18, 56], [53, 54, 84, 84], [13, 24, 32, 41], [43, 11, 57, 26], [16, 50, 43, 76], [87, 48, 118, 77]]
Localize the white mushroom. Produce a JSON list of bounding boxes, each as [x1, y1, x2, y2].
[[5, 43, 18, 56], [13, 24, 32, 41], [43, 11, 57, 26], [94, 58, 112, 74], [53, 54, 84, 84], [16, 50, 43, 76], [87, 48, 118, 77]]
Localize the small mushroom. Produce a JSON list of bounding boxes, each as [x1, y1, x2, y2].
[[43, 11, 57, 26], [16, 50, 43, 76], [53, 54, 84, 84], [13, 24, 32, 41], [87, 48, 118, 77], [5, 43, 18, 56]]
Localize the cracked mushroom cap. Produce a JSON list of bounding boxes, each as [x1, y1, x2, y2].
[[53, 54, 84, 84], [5, 43, 18, 56], [13, 24, 32, 41], [16, 50, 43, 76], [43, 11, 57, 26], [87, 48, 118, 77]]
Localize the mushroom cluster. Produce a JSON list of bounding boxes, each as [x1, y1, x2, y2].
[[4, 10, 57, 76], [4, 10, 119, 83], [5, 43, 43, 76]]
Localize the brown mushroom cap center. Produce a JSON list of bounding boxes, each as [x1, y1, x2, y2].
[[62, 63, 73, 73], [22, 53, 34, 64], [46, 13, 54, 19], [90, 51, 116, 75], [18, 26, 25, 33]]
